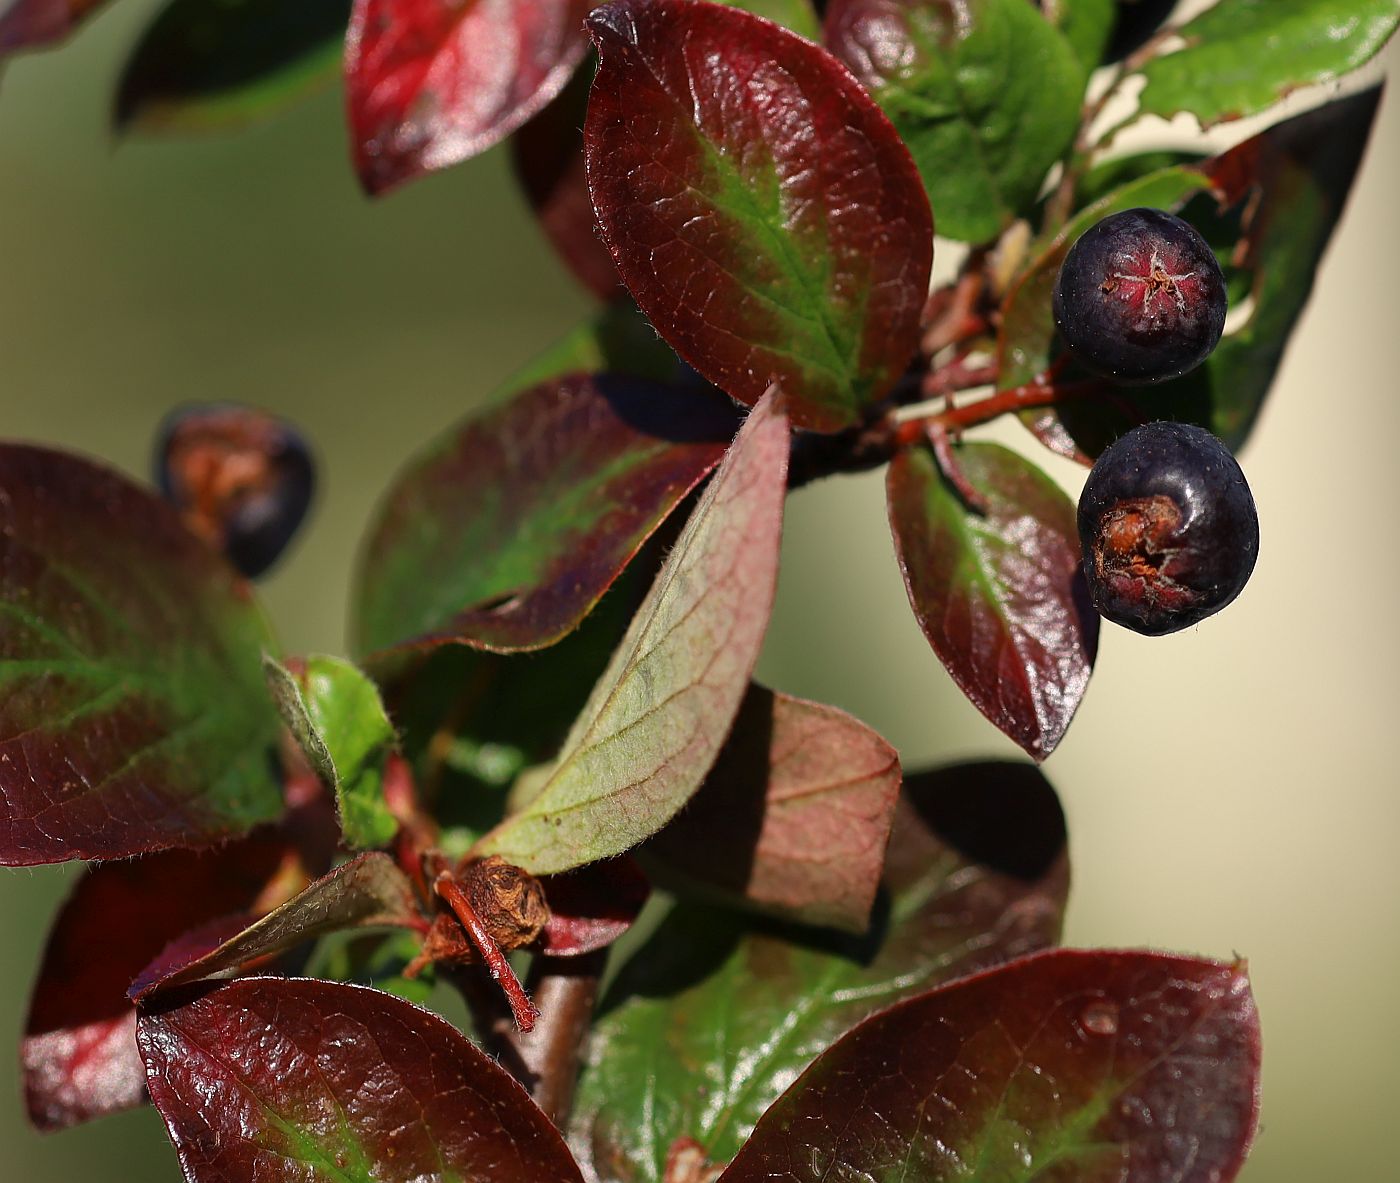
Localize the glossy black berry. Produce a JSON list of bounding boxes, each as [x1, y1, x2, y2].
[[1053, 207, 1227, 385], [155, 403, 315, 578], [1078, 422, 1258, 636]]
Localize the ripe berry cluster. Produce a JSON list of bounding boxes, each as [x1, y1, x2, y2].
[[1054, 208, 1259, 635]]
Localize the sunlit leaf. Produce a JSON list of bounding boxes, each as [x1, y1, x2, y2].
[[474, 388, 790, 874]]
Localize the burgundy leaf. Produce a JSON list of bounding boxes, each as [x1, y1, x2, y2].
[[22, 832, 306, 1130], [721, 949, 1261, 1183], [539, 856, 650, 955], [887, 441, 1098, 760], [345, 0, 593, 194], [131, 852, 424, 1001], [354, 373, 737, 658], [0, 0, 106, 57], [139, 978, 586, 1181], [584, 0, 932, 432], [643, 683, 901, 932], [513, 60, 625, 301]]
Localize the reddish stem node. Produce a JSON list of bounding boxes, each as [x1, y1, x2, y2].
[[435, 872, 540, 1032]]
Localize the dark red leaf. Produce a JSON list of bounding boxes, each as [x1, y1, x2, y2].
[[354, 373, 737, 658], [139, 978, 586, 1181], [887, 441, 1098, 760], [0, 0, 106, 57], [539, 856, 650, 955], [722, 949, 1261, 1183], [22, 832, 306, 1130], [643, 683, 901, 932], [584, 0, 932, 432], [345, 0, 593, 194], [513, 60, 625, 301], [131, 852, 424, 1001]]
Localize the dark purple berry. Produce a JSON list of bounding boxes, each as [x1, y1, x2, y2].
[[1078, 422, 1258, 636], [155, 403, 315, 578], [1053, 207, 1227, 384]]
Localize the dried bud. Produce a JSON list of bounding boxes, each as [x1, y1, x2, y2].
[[463, 855, 550, 951]]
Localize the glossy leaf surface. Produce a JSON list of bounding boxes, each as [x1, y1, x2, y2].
[[0, 0, 105, 57], [722, 949, 1261, 1183], [643, 684, 901, 932], [1135, 0, 1398, 129], [585, 0, 931, 432], [131, 852, 422, 1001], [825, 0, 1083, 243], [265, 655, 398, 849], [115, 0, 348, 134], [345, 0, 593, 193], [572, 762, 1070, 1180], [475, 389, 790, 874], [23, 833, 304, 1130], [0, 444, 284, 865], [355, 374, 736, 658], [888, 443, 1097, 760], [139, 978, 585, 1182]]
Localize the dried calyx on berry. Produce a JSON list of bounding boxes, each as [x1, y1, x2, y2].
[[1053, 207, 1227, 385], [1078, 422, 1259, 636]]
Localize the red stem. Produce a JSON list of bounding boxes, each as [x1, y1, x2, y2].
[[435, 873, 539, 1032]]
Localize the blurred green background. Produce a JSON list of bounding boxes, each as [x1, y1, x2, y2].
[[1, 4, 1396, 1179]]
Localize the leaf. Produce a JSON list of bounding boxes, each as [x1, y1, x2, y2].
[[0, 444, 285, 865], [474, 388, 791, 874], [0, 0, 106, 57], [729, 0, 821, 36], [139, 978, 586, 1182], [1038, 0, 1117, 70], [265, 655, 398, 849], [642, 684, 901, 933], [22, 832, 307, 1130], [131, 852, 423, 1001], [1011, 87, 1384, 459], [825, 0, 1083, 244], [539, 856, 652, 956], [887, 442, 1098, 761], [1135, 0, 1399, 130], [720, 949, 1261, 1183], [572, 761, 1070, 1181], [345, 0, 593, 194], [354, 374, 736, 659], [585, 0, 932, 433], [115, 0, 348, 135]]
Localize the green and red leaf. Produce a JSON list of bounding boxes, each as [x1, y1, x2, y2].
[[23, 831, 310, 1130], [474, 387, 791, 874], [572, 761, 1070, 1180], [643, 684, 901, 933], [0, 444, 285, 865], [139, 978, 586, 1182], [354, 374, 737, 659], [539, 856, 651, 955], [887, 442, 1098, 760], [721, 949, 1261, 1183], [345, 0, 593, 193], [584, 0, 932, 433]]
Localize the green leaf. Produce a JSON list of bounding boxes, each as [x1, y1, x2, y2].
[[1135, 0, 1399, 129], [115, 0, 348, 135], [1039, 0, 1117, 71], [474, 388, 791, 875], [728, 0, 821, 38], [265, 655, 398, 850], [0, 444, 284, 865], [572, 762, 1070, 1182], [825, 0, 1084, 243]]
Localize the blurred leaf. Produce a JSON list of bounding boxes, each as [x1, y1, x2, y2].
[[572, 762, 1070, 1182], [0, 0, 106, 57], [131, 852, 422, 1001], [475, 388, 791, 874], [1038, 0, 1117, 69], [643, 684, 901, 933], [265, 655, 398, 849], [0, 444, 285, 865], [540, 857, 652, 956], [1134, 0, 1398, 129], [721, 949, 1261, 1182], [345, 0, 593, 194], [139, 978, 585, 1181], [507, 302, 690, 394], [730, 0, 821, 34], [887, 443, 1097, 760], [585, 0, 931, 433], [354, 374, 737, 658], [23, 832, 308, 1130], [115, 0, 349, 135], [825, 0, 1082, 243]]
